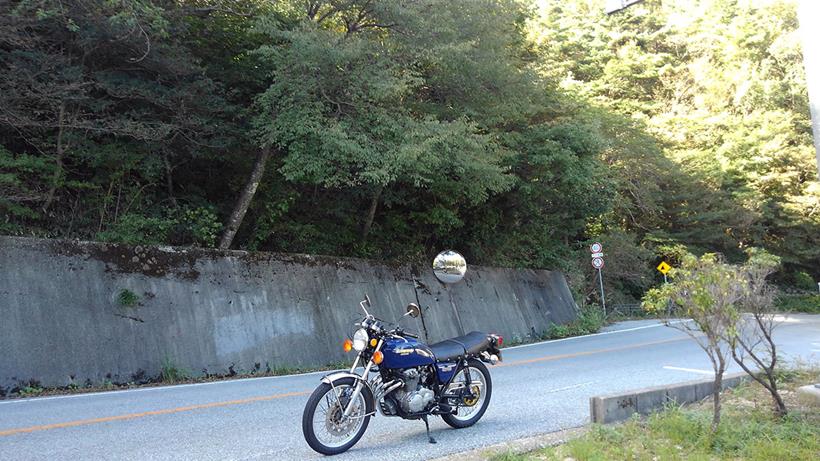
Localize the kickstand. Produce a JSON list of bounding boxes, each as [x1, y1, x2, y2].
[[422, 414, 437, 444]]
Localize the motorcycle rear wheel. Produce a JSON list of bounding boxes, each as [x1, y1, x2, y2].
[[442, 359, 492, 429]]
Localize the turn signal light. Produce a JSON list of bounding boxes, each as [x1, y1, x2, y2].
[[373, 351, 384, 364], [343, 339, 353, 353], [370, 338, 378, 347]]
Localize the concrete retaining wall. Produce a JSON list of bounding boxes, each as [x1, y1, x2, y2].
[[590, 372, 749, 424], [0, 236, 577, 393]]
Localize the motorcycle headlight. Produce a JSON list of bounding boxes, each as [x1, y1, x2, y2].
[[352, 328, 369, 352]]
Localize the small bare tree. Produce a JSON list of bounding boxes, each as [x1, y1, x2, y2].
[[643, 253, 743, 433], [726, 248, 788, 417]]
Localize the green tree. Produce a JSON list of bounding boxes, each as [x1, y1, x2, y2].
[[644, 253, 744, 433]]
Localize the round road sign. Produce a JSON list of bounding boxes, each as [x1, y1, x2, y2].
[[592, 257, 604, 269], [590, 242, 603, 253]]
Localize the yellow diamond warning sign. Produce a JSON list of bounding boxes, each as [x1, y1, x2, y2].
[[656, 261, 672, 275]]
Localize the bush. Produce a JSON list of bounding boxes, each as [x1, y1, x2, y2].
[[96, 205, 222, 248], [97, 213, 176, 245], [776, 294, 820, 314], [544, 305, 605, 339], [178, 206, 221, 248], [792, 271, 816, 291]]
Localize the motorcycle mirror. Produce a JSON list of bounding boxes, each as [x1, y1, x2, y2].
[[405, 303, 420, 318], [359, 294, 372, 316], [432, 250, 467, 284]]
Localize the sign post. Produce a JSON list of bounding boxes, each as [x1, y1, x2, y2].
[[590, 243, 606, 314]]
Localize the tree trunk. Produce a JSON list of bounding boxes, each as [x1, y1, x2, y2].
[[360, 184, 383, 241], [731, 347, 788, 418], [219, 148, 271, 249], [42, 103, 66, 212], [163, 152, 178, 208], [711, 370, 722, 433], [768, 375, 788, 417]]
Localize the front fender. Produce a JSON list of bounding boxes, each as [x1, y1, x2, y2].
[[319, 372, 376, 416], [321, 371, 367, 386]]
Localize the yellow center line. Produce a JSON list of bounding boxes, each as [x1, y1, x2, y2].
[[0, 391, 310, 437], [0, 335, 693, 437]]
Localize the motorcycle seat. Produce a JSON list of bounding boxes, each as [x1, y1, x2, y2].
[[429, 331, 491, 362]]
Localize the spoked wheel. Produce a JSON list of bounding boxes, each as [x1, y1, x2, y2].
[[442, 359, 492, 429], [302, 377, 373, 455]]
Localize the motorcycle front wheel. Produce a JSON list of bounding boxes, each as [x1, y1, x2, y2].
[[302, 377, 373, 455]]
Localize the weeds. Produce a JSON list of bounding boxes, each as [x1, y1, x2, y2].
[[116, 288, 140, 307], [493, 369, 820, 461], [18, 385, 43, 397], [502, 305, 607, 347], [543, 305, 606, 340], [160, 357, 189, 383]]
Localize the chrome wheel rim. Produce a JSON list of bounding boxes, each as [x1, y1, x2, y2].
[[312, 384, 366, 448], [450, 366, 487, 421]]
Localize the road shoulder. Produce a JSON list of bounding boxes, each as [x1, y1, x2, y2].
[[429, 426, 587, 461]]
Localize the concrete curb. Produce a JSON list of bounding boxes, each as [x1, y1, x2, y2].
[[590, 372, 749, 423], [429, 426, 587, 461], [796, 383, 820, 407]]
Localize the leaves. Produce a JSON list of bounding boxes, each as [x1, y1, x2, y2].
[[0, 0, 815, 294]]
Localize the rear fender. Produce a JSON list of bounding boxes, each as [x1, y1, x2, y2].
[[481, 334, 503, 364]]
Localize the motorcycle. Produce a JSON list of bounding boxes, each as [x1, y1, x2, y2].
[[301, 251, 502, 455]]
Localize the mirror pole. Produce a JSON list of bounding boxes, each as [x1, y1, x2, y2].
[[445, 284, 465, 336]]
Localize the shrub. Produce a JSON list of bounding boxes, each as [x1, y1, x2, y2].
[[116, 288, 139, 307], [178, 206, 221, 248], [97, 213, 176, 245], [776, 294, 820, 314], [792, 271, 816, 291]]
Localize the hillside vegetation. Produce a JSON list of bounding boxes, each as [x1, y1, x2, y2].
[[1, 0, 817, 303]]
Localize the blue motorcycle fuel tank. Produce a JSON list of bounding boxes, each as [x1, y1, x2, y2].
[[381, 337, 435, 369]]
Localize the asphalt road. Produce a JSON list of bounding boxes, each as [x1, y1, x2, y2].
[[1, 315, 818, 461]]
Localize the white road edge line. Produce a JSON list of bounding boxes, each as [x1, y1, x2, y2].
[[503, 319, 688, 351], [0, 369, 332, 405], [0, 320, 688, 405], [663, 366, 715, 375], [545, 382, 594, 393]]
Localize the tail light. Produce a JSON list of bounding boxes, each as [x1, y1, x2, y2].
[[494, 335, 503, 347]]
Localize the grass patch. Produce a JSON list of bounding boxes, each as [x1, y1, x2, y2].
[[18, 385, 44, 397], [544, 306, 606, 339], [494, 369, 820, 461], [116, 288, 140, 307], [505, 305, 607, 347], [160, 356, 190, 383]]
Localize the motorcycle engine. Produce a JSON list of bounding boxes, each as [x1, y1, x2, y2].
[[393, 368, 434, 414]]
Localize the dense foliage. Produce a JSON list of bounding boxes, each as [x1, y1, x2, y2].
[[1, 0, 817, 302]]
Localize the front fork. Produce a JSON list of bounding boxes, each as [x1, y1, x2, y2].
[[342, 338, 383, 417]]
